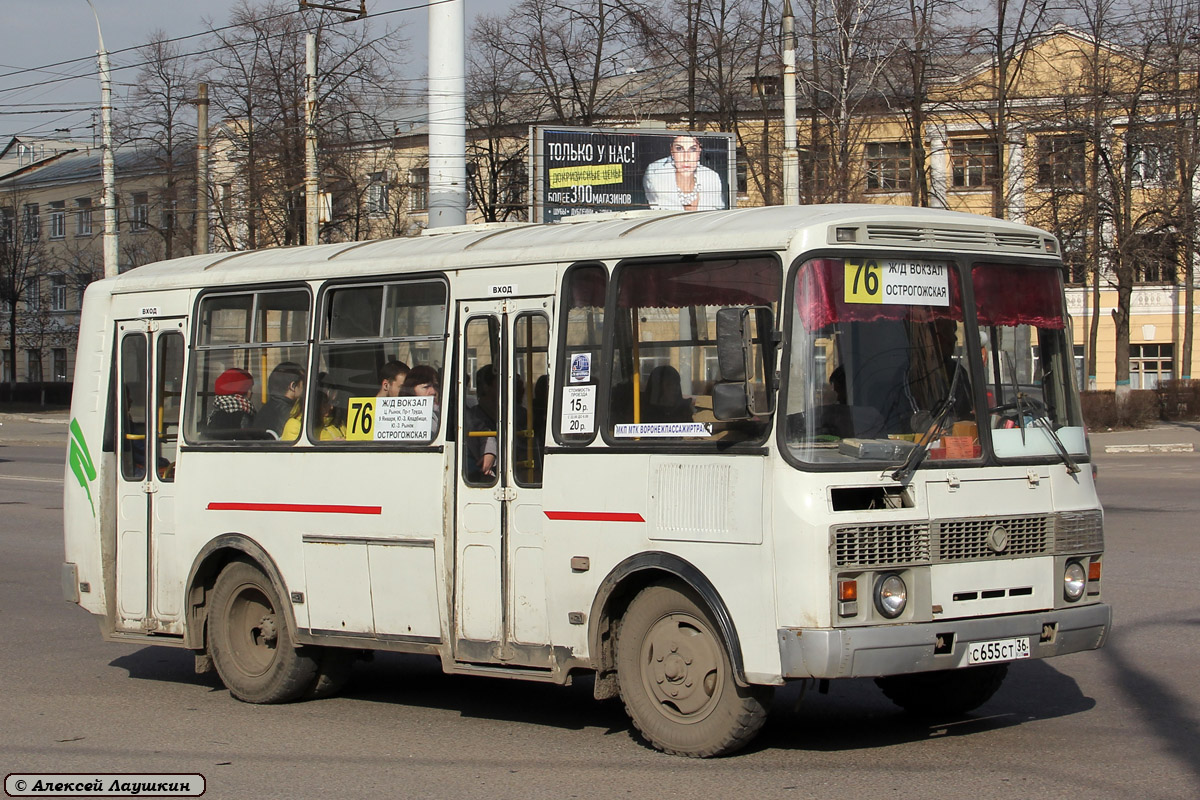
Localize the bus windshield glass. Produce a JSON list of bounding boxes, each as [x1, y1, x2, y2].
[[784, 256, 1083, 467], [785, 257, 975, 465], [973, 262, 1086, 460]]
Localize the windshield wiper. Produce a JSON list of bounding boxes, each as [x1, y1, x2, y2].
[[1025, 402, 1081, 474], [890, 363, 962, 484]]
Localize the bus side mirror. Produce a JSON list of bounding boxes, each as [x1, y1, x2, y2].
[[714, 306, 777, 421]]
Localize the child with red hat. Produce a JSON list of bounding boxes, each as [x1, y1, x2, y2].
[[206, 368, 255, 432]]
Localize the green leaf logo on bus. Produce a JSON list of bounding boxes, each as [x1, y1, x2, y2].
[[69, 419, 97, 517]]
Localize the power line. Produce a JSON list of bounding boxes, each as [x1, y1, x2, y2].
[[0, 0, 448, 96]]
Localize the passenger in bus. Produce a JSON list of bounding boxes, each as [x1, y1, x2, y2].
[[904, 319, 972, 430], [643, 365, 694, 423], [205, 368, 255, 433], [257, 362, 306, 440], [465, 364, 499, 481], [312, 389, 347, 440], [377, 360, 410, 398], [401, 365, 441, 436]]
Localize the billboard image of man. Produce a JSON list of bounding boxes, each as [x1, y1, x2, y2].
[[643, 135, 726, 211]]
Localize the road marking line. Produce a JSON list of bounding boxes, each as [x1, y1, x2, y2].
[[0, 474, 64, 485]]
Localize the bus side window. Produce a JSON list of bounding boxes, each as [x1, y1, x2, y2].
[[185, 289, 310, 444], [513, 312, 549, 487], [554, 263, 606, 445]]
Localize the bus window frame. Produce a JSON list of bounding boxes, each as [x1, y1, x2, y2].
[[183, 282, 313, 448], [308, 272, 451, 450], [597, 251, 783, 453], [551, 261, 608, 447]]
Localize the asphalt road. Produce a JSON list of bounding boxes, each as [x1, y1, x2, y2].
[[1, 431, 1198, 800]]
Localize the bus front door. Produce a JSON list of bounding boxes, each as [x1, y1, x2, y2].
[[114, 318, 186, 635], [454, 299, 553, 667]]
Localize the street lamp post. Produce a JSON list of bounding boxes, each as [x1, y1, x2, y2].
[[85, 0, 118, 279]]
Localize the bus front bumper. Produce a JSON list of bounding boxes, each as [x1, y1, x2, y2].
[[777, 602, 1111, 679]]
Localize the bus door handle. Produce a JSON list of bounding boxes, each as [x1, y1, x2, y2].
[[493, 487, 517, 502]]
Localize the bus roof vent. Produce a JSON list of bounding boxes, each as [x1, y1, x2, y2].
[[863, 224, 1044, 253]]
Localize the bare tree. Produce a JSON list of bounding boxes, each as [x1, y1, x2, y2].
[[203, 0, 404, 248], [121, 32, 200, 261], [796, 0, 903, 202], [0, 188, 46, 387]]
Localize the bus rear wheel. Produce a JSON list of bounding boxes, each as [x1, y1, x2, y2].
[[875, 664, 1008, 717], [616, 583, 772, 757], [209, 559, 317, 704]]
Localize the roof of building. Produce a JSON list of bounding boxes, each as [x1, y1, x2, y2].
[[104, 204, 1059, 294], [0, 146, 161, 190]]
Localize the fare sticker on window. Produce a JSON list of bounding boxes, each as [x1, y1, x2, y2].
[[844, 258, 949, 307], [561, 385, 596, 434], [347, 396, 435, 442]]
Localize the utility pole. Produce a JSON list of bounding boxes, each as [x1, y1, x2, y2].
[[429, 0, 467, 228], [305, 33, 320, 246], [296, 2, 365, 245], [782, 0, 800, 206], [87, 0, 118, 277], [195, 84, 209, 255]]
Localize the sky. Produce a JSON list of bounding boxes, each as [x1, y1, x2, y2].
[[0, 0, 514, 141]]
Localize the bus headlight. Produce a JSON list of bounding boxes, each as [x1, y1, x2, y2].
[[874, 573, 907, 619], [1063, 561, 1086, 602]]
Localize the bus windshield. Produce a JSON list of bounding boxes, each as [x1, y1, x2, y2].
[[783, 256, 1084, 467]]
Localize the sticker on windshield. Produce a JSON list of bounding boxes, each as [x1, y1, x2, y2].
[[844, 259, 949, 307]]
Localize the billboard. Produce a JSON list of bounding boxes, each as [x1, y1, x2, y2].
[[531, 126, 736, 223]]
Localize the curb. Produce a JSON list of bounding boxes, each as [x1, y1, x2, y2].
[[1103, 443, 1195, 453]]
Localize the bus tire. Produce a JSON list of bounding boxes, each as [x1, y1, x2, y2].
[[875, 664, 1008, 717], [304, 648, 357, 700], [209, 560, 317, 704], [616, 582, 771, 757]]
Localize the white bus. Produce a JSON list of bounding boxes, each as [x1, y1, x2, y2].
[[63, 205, 1109, 757]]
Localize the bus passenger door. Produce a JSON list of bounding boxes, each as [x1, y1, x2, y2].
[[114, 318, 186, 634], [454, 298, 553, 667]]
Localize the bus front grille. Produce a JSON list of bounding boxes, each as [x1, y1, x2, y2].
[[833, 522, 931, 567], [932, 515, 1051, 561], [1054, 510, 1105, 553], [832, 511, 1102, 568]]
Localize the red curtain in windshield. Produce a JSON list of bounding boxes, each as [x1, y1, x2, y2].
[[796, 258, 963, 331], [972, 264, 1065, 329]]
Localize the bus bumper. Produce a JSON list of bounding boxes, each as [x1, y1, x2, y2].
[[777, 602, 1111, 679]]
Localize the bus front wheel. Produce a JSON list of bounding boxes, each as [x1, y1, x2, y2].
[[209, 559, 317, 704], [875, 664, 1008, 717], [616, 582, 772, 757]]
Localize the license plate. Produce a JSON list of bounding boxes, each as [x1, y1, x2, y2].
[[965, 637, 1030, 666]]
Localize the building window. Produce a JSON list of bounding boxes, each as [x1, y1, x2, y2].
[[1131, 232, 1178, 283], [499, 161, 528, 209], [130, 193, 149, 232], [23, 203, 39, 241], [865, 142, 912, 191], [408, 168, 429, 211], [48, 201, 66, 239], [75, 198, 93, 236], [1130, 134, 1175, 187], [750, 74, 781, 97], [0, 207, 13, 243], [24, 277, 39, 311], [50, 274, 67, 311], [53, 348, 67, 382], [950, 139, 998, 188], [1036, 134, 1086, 187], [366, 172, 390, 216], [0, 350, 8, 383], [26, 349, 42, 383], [1130, 343, 1173, 389]]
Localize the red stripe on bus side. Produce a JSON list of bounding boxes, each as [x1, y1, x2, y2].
[[207, 502, 382, 515], [544, 511, 645, 523]]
